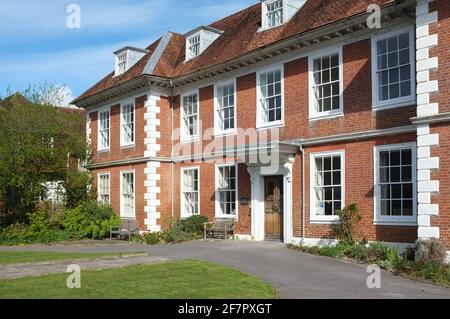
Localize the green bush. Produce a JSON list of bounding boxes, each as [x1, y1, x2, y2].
[[27, 211, 49, 233], [0, 223, 72, 245], [143, 232, 162, 245], [343, 244, 367, 262], [332, 203, 362, 245], [63, 201, 120, 239], [160, 226, 193, 244], [415, 239, 448, 264], [177, 215, 208, 237]]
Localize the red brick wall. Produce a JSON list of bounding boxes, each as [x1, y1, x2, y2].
[[430, 123, 450, 249], [91, 163, 147, 230], [301, 133, 418, 243], [89, 95, 147, 164], [430, 0, 450, 114]]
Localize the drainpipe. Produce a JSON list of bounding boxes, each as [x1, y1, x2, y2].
[[299, 143, 306, 244], [170, 80, 175, 221]]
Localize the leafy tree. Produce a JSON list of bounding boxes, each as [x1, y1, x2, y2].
[[0, 89, 87, 226]]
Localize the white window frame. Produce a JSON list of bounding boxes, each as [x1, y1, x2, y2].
[[180, 90, 200, 142], [215, 163, 238, 219], [373, 142, 417, 225], [97, 173, 110, 205], [371, 26, 416, 110], [310, 150, 345, 223], [120, 170, 135, 219], [308, 46, 344, 120], [180, 167, 200, 218], [262, 0, 285, 30], [186, 33, 201, 61], [116, 52, 128, 76], [98, 108, 110, 152], [120, 100, 135, 147], [256, 65, 285, 129], [214, 79, 237, 136]]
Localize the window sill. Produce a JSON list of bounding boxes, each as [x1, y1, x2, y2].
[[373, 220, 417, 227], [256, 121, 285, 131], [372, 99, 416, 112], [309, 112, 344, 122], [215, 215, 237, 220], [98, 149, 110, 153], [214, 130, 237, 138], [120, 144, 135, 149], [180, 136, 200, 144], [310, 218, 340, 225]]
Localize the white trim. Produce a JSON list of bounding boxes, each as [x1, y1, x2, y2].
[[308, 45, 344, 120], [180, 90, 200, 143], [213, 78, 237, 137], [186, 32, 201, 62], [371, 25, 416, 110], [97, 172, 110, 205], [215, 163, 239, 220], [256, 64, 285, 129], [180, 166, 200, 218], [309, 150, 345, 223], [120, 169, 136, 219], [115, 51, 128, 77], [120, 98, 136, 148], [97, 107, 111, 152], [373, 142, 417, 225]]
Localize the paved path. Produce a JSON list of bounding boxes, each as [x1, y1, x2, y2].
[[0, 255, 168, 280], [149, 240, 450, 299], [1, 240, 449, 298]]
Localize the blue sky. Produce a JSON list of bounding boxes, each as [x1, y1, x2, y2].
[[0, 0, 256, 103]]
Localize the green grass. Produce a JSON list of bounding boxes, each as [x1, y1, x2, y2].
[[0, 260, 276, 299], [0, 251, 136, 265]]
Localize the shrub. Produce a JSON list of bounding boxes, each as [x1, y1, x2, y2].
[[160, 226, 193, 244], [177, 215, 208, 237], [343, 243, 367, 262], [0, 223, 71, 245], [143, 232, 162, 245], [415, 239, 448, 264], [332, 203, 362, 245], [27, 211, 49, 233], [366, 242, 390, 263], [416, 261, 450, 285], [63, 201, 120, 239]]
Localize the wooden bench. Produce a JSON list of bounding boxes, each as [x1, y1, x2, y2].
[[110, 219, 139, 241], [204, 219, 235, 240]]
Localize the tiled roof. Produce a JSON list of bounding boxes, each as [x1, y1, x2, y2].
[[75, 0, 394, 104]]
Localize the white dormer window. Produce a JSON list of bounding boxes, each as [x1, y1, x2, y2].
[[185, 27, 223, 62], [117, 53, 128, 76], [188, 34, 201, 58], [267, 0, 284, 28], [261, 0, 307, 31], [114, 46, 147, 76]]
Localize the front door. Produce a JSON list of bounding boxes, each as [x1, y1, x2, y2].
[[264, 176, 284, 241]]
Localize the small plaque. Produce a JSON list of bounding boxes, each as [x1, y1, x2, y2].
[[240, 197, 250, 206]]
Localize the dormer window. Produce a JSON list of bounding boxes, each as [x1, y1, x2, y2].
[[266, 0, 284, 28], [114, 46, 147, 77], [117, 53, 128, 76], [260, 0, 307, 31], [188, 34, 201, 58], [185, 26, 223, 62]]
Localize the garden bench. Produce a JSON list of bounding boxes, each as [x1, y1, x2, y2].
[[110, 219, 139, 241], [204, 218, 235, 240]]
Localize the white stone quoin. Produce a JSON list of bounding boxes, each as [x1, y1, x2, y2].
[[415, 0, 440, 240], [144, 95, 162, 232]]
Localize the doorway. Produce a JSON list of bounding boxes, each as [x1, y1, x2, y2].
[[264, 176, 284, 241]]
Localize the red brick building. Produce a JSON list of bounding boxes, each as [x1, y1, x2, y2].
[[73, 0, 450, 254]]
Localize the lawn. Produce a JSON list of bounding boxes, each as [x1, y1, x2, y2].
[[0, 260, 276, 299], [0, 251, 136, 265]]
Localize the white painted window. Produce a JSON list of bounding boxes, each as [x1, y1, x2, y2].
[[98, 110, 110, 151], [121, 102, 135, 146], [98, 173, 110, 205], [188, 34, 201, 58], [214, 80, 236, 135], [117, 52, 127, 75], [372, 27, 415, 109], [374, 143, 417, 224], [120, 171, 135, 219], [257, 66, 284, 128], [310, 151, 345, 222], [181, 92, 199, 141], [216, 164, 238, 218], [181, 168, 199, 218], [266, 0, 284, 28], [309, 47, 343, 119]]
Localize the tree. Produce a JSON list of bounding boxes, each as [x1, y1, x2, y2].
[[0, 92, 87, 226]]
